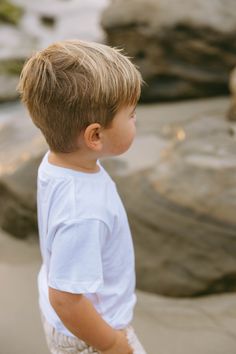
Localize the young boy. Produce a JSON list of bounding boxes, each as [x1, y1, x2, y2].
[[18, 40, 146, 354]]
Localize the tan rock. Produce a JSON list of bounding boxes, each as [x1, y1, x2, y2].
[[0, 103, 46, 237], [1, 97, 236, 297], [101, 0, 236, 101], [227, 67, 236, 121], [103, 97, 236, 296]]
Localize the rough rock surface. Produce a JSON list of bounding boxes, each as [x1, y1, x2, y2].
[[103, 97, 236, 296], [227, 67, 236, 121], [101, 0, 236, 101], [0, 103, 46, 237], [1, 97, 236, 296]]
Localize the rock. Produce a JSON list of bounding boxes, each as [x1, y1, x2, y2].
[[110, 170, 236, 297], [0, 58, 27, 102], [102, 97, 236, 297], [0, 180, 37, 238], [101, 0, 236, 101], [0, 26, 38, 102], [1, 97, 236, 297], [227, 67, 236, 121], [0, 102, 46, 237]]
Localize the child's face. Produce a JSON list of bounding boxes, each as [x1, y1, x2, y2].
[[102, 105, 137, 156]]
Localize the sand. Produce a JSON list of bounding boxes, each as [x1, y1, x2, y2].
[[0, 229, 157, 354], [1, 229, 236, 354]]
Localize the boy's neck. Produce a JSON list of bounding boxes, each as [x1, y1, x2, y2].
[[48, 150, 100, 173]]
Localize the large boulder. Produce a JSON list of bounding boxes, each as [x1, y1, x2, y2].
[[227, 67, 236, 121], [102, 97, 236, 297], [2, 98, 236, 297], [0, 56, 31, 103], [0, 103, 46, 237], [101, 0, 236, 101]]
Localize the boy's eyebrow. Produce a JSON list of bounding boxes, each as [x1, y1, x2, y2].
[[131, 106, 137, 114]]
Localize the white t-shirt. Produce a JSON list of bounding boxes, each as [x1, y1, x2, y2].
[[37, 152, 136, 337]]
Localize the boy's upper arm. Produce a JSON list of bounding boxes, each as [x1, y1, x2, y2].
[[48, 286, 83, 308], [48, 218, 109, 295]]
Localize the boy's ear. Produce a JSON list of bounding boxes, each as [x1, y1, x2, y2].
[[83, 123, 103, 151]]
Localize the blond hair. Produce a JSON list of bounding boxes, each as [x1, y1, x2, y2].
[[18, 40, 142, 153]]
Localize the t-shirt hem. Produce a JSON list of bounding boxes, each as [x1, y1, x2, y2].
[[48, 278, 104, 294]]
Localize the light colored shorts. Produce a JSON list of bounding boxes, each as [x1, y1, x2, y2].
[[41, 314, 147, 354]]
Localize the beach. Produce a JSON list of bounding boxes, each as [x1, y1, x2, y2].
[[2, 227, 236, 354], [0, 229, 157, 354]]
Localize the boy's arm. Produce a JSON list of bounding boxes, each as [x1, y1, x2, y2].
[[49, 287, 133, 354]]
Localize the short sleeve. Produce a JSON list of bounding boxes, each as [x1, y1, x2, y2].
[[48, 219, 108, 294]]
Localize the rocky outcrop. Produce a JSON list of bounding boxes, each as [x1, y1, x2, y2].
[[101, 0, 236, 101], [227, 67, 236, 121], [0, 103, 46, 237], [103, 97, 236, 297], [0, 179, 37, 238], [1, 98, 236, 296], [109, 169, 236, 297], [0, 58, 27, 103]]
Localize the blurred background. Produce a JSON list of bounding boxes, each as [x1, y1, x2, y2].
[[1, 0, 236, 353]]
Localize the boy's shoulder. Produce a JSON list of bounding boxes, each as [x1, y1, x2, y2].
[[37, 153, 120, 229]]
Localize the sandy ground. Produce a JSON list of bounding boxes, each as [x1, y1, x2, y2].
[[0, 230, 157, 354], [1, 229, 236, 354]]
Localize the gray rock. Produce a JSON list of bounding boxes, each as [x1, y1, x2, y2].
[[101, 0, 236, 101], [1, 97, 236, 297], [102, 97, 236, 296], [109, 171, 236, 297], [0, 179, 37, 238], [227, 67, 236, 121], [0, 74, 20, 103], [0, 102, 46, 237], [0, 56, 29, 102]]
